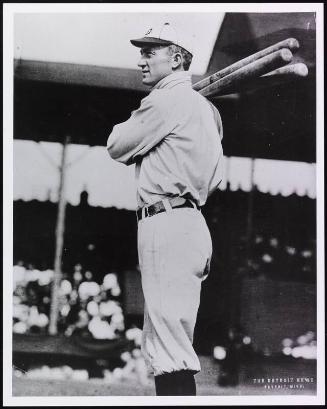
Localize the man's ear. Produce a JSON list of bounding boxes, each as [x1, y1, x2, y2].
[[171, 52, 183, 70]]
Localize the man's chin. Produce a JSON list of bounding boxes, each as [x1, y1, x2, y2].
[[142, 78, 155, 86]]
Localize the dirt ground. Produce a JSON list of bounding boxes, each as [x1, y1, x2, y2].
[[12, 356, 316, 397]]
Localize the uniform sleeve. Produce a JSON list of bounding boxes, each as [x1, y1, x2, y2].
[[107, 91, 173, 165]]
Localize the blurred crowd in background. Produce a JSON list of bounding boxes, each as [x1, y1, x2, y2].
[[13, 228, 316, 336], [239, 233, 316, 282], [13, 262, 128, 339], [13, 260, 150, 383], [12, 229, 316, 384], [12, 230, 316, 338]]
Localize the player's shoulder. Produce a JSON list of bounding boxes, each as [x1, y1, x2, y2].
[[142, 88, 170, 105], [201, 93, 222, 114], [150, 87, 175, 101], [146, 88, 177, 115], [138, 90, 167, 111]]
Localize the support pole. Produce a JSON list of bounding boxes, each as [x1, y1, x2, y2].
[[229, 158, 255, 330], [245, 158, 256, 269], [49, 135, 70, 335]]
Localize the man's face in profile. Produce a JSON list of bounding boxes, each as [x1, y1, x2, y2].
[[137, 46, 173, 86]]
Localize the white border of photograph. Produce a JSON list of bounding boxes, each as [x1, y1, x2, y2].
[[3, 2, 325, 406]]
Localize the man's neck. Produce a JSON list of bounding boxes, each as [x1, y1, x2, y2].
[[152, 71, 191, 90]]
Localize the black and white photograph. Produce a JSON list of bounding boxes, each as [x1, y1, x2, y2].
[[3, 2, 325, 406]]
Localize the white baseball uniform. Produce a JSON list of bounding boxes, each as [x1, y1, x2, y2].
[[107, 71, 223, 376]]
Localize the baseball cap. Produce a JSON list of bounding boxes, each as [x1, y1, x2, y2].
[[130, 22, 193, 55]]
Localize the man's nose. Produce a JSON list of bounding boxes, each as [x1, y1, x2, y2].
[[138, 57, 147, 68]]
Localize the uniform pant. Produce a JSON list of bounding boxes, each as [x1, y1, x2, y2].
[[137, 204, 212, 376]]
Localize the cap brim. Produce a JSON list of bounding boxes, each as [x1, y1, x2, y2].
[[130, 37, 173, 48]]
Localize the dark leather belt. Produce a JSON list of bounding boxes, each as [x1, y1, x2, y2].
[[137, 198, 200, 221]]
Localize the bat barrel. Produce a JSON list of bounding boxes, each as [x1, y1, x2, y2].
[[263, 62, 309, 77], [213, 63, 310, 97], [193, 38, 299, 91], [199, 48, 293, 98]]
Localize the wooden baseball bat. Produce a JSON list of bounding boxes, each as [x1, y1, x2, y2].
[[193, 38, 300, 91], [263, 62, 309, 77], [215, 63, 309, 96], [199, 48, 293, 98]]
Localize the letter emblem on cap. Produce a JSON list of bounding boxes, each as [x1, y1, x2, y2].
[[145, 28, 152, 36]]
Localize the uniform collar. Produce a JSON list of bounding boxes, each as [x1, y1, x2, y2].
[[152, 71, 192, 90]]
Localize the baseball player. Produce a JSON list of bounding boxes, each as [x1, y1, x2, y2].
[[107, 22, 224, 395]]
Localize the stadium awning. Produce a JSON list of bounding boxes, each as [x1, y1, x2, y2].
[[13, 140, 316, 210], [14, 12, 224, 77], [12, 12, 316, 163]]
